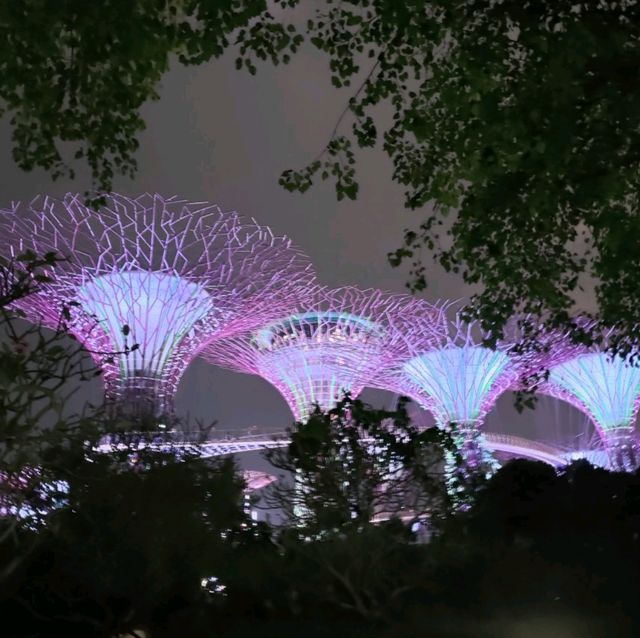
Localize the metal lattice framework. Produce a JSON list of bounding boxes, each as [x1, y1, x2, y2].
[[382, 313, 517, 426], [91, 428, 587, 469], [374, 311, 519, 469], [482, 433, 568, 468], [503, 315, 597, 392], [0, 193, 315, 415], [542, 350, 640, 471], [202, 286, 444, 421]]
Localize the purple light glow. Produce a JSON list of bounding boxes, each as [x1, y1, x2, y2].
[[504, 315, 597, 393], [379, 315, 516, 425], [0, 193, 315, 415], [402, 346, 512, 425], [543, 352, 640, 470], [202, 287, 442, 421], [375, 313, 517, 470], [243, 470, 277, 492]]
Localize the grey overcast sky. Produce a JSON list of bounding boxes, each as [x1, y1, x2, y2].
[[0, 41, 596, 457]]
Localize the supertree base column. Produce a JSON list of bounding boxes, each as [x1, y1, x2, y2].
[[603, 428, 639, 472], [104, 376, 174, 420], [444, 421, 500, 509], [453, 422, 483, 471], [0, 193, 315, 420], [448, 422, 499, 475]]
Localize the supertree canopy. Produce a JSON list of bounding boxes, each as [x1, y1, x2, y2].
[[544, 352, 640, 471], [0, 193, 314, 416], [403, 345, 512, 427], [377, 313, 517, 471], [502, 318, 640, 471], [503, 314, 598, 392], [202, 287, 442, 421]]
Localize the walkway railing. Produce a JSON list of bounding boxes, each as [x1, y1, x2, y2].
[[483, 432, 567, 467], [96, 429, 570, 467]]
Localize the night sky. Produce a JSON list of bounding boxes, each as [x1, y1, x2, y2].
[[0, 42, 596, 461]]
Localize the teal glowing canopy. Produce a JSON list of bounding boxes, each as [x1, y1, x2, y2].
[[548, 353, 640, 432], [77, 271, 213, 379], [403, 345, 512, 425], [203, 287, 440, 421]]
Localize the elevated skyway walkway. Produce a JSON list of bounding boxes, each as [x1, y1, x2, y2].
[[96, 430, 570, 468], [194, 431, 569, 468]]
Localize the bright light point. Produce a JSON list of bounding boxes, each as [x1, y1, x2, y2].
[[201, 576, 227, 595]]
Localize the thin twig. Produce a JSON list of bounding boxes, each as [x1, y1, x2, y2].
[[311, 56, 382, 163]]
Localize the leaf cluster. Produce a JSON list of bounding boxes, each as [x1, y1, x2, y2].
[[2, 446, 251, 638], [265, 394, 455, 534], [0, 0, 274, 192], [235, 1, 640, 355]]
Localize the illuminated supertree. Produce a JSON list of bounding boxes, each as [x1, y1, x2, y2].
[[543, 350, 640, 471], [500, 317, 638, 471], [0, 193, 314, 416], [377, 312, 516, 472], [203, 287, 443, 421], [504, 314, 597, 392]]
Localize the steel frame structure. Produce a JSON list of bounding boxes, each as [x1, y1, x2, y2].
[[109, 430, 568, 468], [374, 312, 517, 469], [203, 286, 443, 421], [543, 352, 640, 471], [0, 193, 314, 416]]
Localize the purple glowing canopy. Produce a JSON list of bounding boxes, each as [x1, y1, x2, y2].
[[542, 351, 640, 470], [371, 310, 527, 470], [505, 319, 640, 470], [0, 193, 315, 415], [378, 313, 518, 429], [202, 286, 442, 421]]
